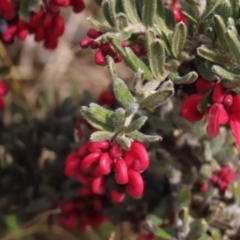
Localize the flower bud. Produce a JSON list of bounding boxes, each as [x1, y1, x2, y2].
[[125, 170, 144, 197], [114, 158, 129, 184]]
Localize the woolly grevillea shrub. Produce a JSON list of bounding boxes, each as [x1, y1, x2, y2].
[[2, 0, 240, 239]]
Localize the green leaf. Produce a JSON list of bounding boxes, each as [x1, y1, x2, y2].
[[88, 17, 114, 33], [212, 65, 240, 81], [90, 131, 114, 142], [202, 0, 223, 21], [116, 13, 129, 30], [127, 131, 162, 142], [19, 0, 31, 21], [142, 0, 157, 28], [187, 219, 208, 240], [125, 47, 154, 80], [197, 45, 231, 65], [214, 15, 228, 49], [199, 164, 212, 181], [171, 22, 187, 58], [197, 88, 213, 112], [224, 26, 240, 64], [102, 0, 116, 27], [181, 11, 198, 24], [113, 108, 126, 129], [107, 57, 135, 108], [133, 69, 145, 95], [106, 32, 132, 41], [195, 56, 215, 81], [149, 39, 165, 80], [125, 116, 147, 133], [169, 71, 198, 84], [81, 107, 114, 131], [125, 103, 139, 117], [115, 0, 124, 13], [89, 103, 114, 125], [139, 81, 174, 109], [116, 136, 131, 150], [122, 0, 139, 24]]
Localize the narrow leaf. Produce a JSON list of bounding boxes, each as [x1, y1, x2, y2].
[[169, 71, 198, 84], [125, 116, 147, 133], [171, 22, 187, 58], [125, 47, 153, 80], [224, 26, 240, 64], [195, 56, 215, 81], [81, 107, 114, 131], [133, 69, 145, 95], [107, 57, 135, 108], [142, 0, 157, 27], [187, 219, 208, 240], [127, 131, 162, 142], [89, 103, 114, 125], [197, 46, 230, 65], [88, 17, 114, 33], [149, 39, 165, 80], [122, 0, 139, 24], [116, 136, 132, 150], [139, 81, 174, 109], [213, 15, 227, 49], [116, 13, 129, 30], [202, 0, 223, 21], [125, 103, 139, 117], [212, 65, 240, 81], [102, 0, 116, 26], [90, 131, 114, 142], [113, 108, 126, 129]]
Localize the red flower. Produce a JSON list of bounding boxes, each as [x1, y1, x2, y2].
[[64, 140, 149, 199]]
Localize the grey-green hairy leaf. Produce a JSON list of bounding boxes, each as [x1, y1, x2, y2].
[[125, 103, 139, 117], [169, 71, 198, 84], [142, 0, 157, 27], [224, 27, 240, 64], [89, 103, 114, 125], [90, 131, 114, 142], [102, 0, 116, 27], [149, 39, 165, 80], [213, 15, 227, 50], [197, 46, 230, 65], [88, 17, 114, 32], [125, 116, 147, 133], [212, 65, 240, 81], [113, 108, 126, 129], [171, 22, 187, 58], [139, 81, 174, 109], [116, 136, 132, 150], [81, 107, 114, 131], [133, 69, 145, 95], [116, 13, 129, 30], [122, 0, 139, 24], [127, 131, 162, 142]]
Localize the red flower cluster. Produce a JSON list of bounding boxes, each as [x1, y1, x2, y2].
[[59, 187, 107, 231], [80, 28, 147, 65], [199, 166, 236, 196], [80, 28, 123, 65], [65, 140, 149, 202], [181, 78, 240, 150], [0, 80, 8, 110], [0, 0, 85, 49], [171, 0, 187, 23]]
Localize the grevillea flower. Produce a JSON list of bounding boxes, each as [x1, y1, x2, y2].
[[181, 78, 240, 150], [64, 140, 149, 201]]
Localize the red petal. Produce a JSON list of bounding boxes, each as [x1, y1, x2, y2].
[[230, 95, 240, 112], [229, 112, 240, 150], [212, 83, 226, 103], [181, 94, 204, 122], [217, 104, 229, 125], [206, 103, 222, 137], [195, 78, 215, 94]]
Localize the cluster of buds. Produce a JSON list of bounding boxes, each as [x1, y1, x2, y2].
[[79, 28, 123, 65], [170, 0, 187, 23], [0, 80, 8, 111], [65, 140, 149, 203], [59, 187, 107, 231], [199, 166, 236, 196], [181, 78, 240, 150], [80, 28, 147, 65], [0, 0, 85, 49]]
